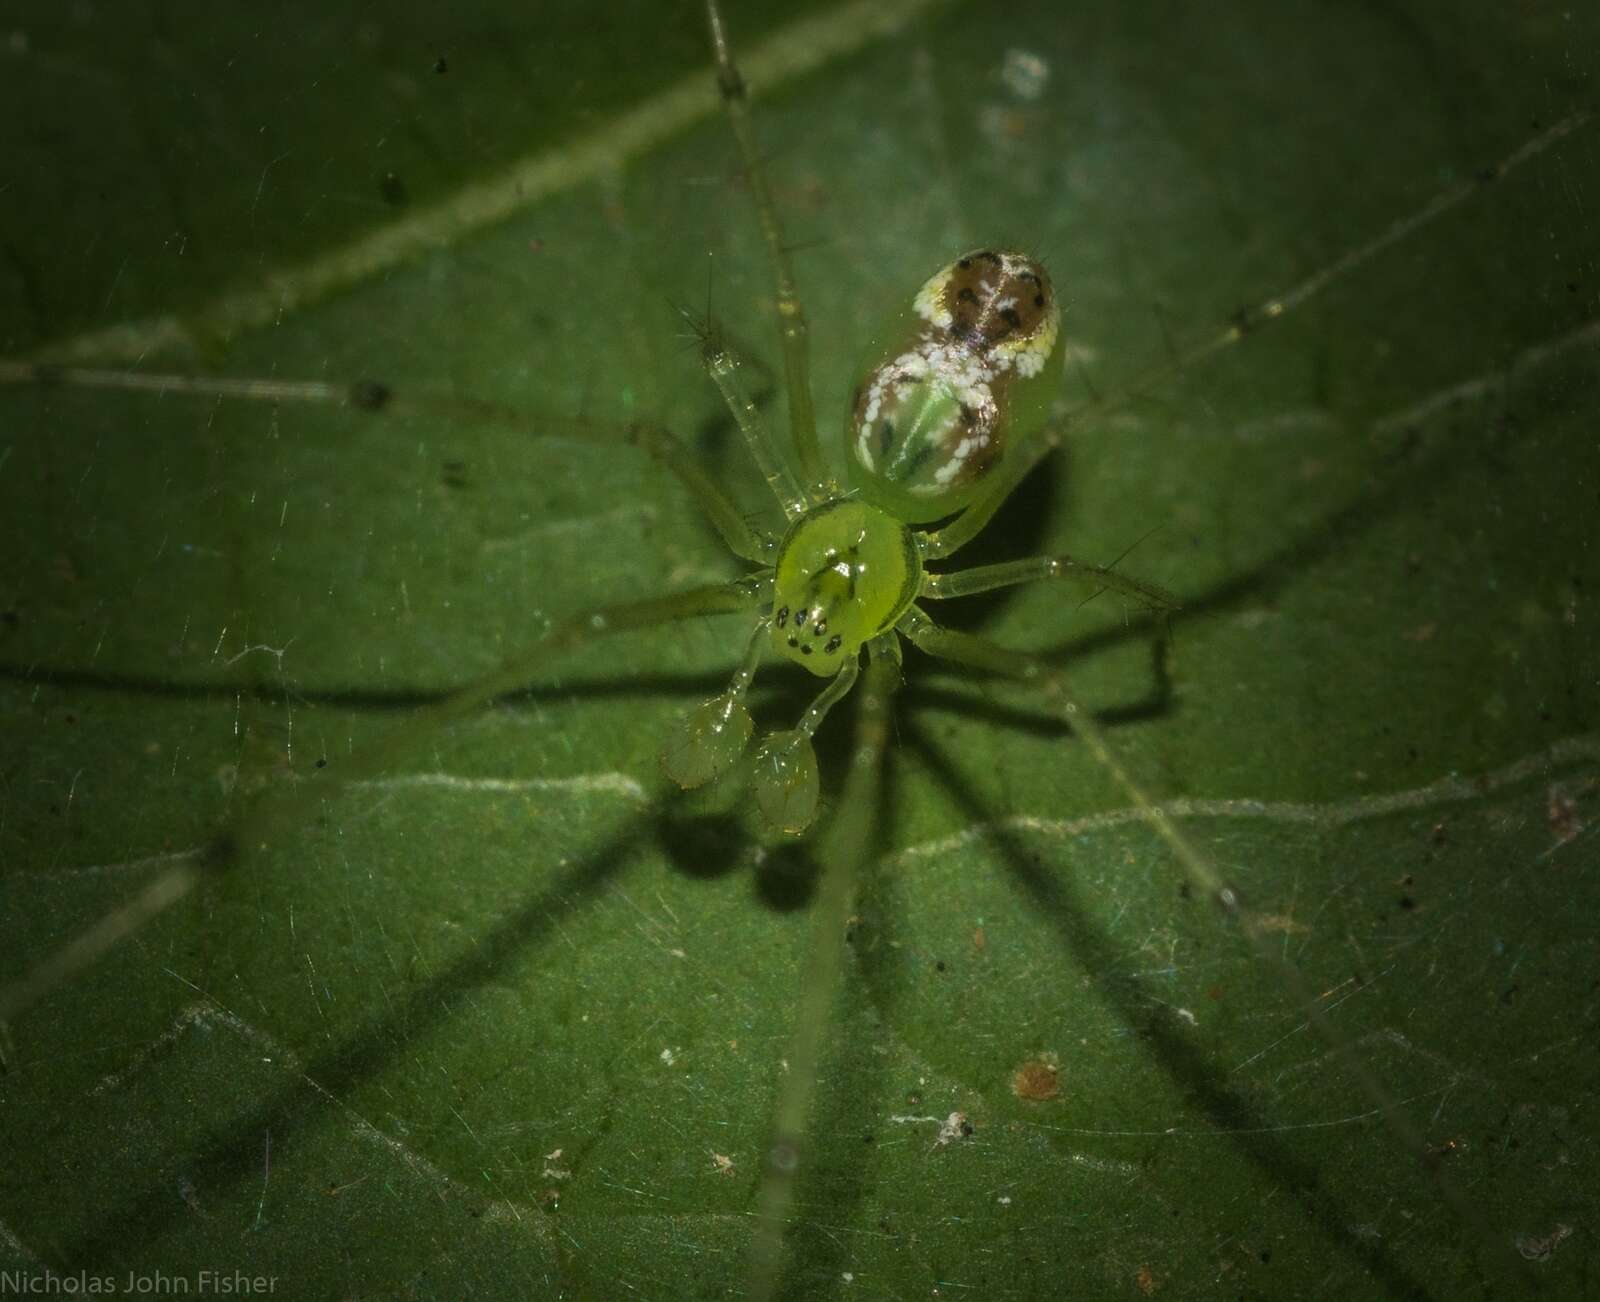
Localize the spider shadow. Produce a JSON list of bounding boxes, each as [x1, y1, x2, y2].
[[651, 800, 824, 913], [56, 793, 674, 1270], [648, 671, 865, 916], [901, 619, 1175, 738], [890, 713, 1443, 1300]]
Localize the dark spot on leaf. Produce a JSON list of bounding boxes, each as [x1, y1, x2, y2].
[[352, 380, 391, 411]]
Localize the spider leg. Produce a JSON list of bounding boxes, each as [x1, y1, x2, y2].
[[696, 321, 809, 521], [0, 577, 771, 1026], [610, 413, 774, 562], [0, 362, 777, 565], [893, 604, 1515, 1276], [749, 653, 861, 833], [896, 606, 1207, 889], [704, 0, 831, 504], [660, 619, 769, 789], [920, 109, 1593, 569], [921, 552, 1177, 614], [745, 636, 900, 1302], [1048, 112, 1591, 434]]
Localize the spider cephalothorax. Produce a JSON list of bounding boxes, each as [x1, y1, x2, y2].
[[769, 500, 919, 674]]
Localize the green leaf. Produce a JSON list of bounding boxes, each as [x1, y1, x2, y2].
[[2, 0, 1596, 1297]]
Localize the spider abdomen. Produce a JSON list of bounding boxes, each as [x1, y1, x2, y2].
[[845, 250, 1064, 524]]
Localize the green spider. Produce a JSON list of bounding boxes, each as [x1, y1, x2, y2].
[[635, 7, 1179, 843], [654, 235, 1175, 835], [0, 1, 1589, 1297]]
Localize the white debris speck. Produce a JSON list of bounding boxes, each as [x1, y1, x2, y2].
[[1000, 48, 1050, 101], [935, 1111, 969, 1147]]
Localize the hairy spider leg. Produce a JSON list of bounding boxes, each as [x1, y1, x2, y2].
[[1048, 113, 1592, 439], [698, 321, 811, 519], [921, 554, 1178, 611], [0, 364, 778, 565], [705, 0, 830, 502]]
